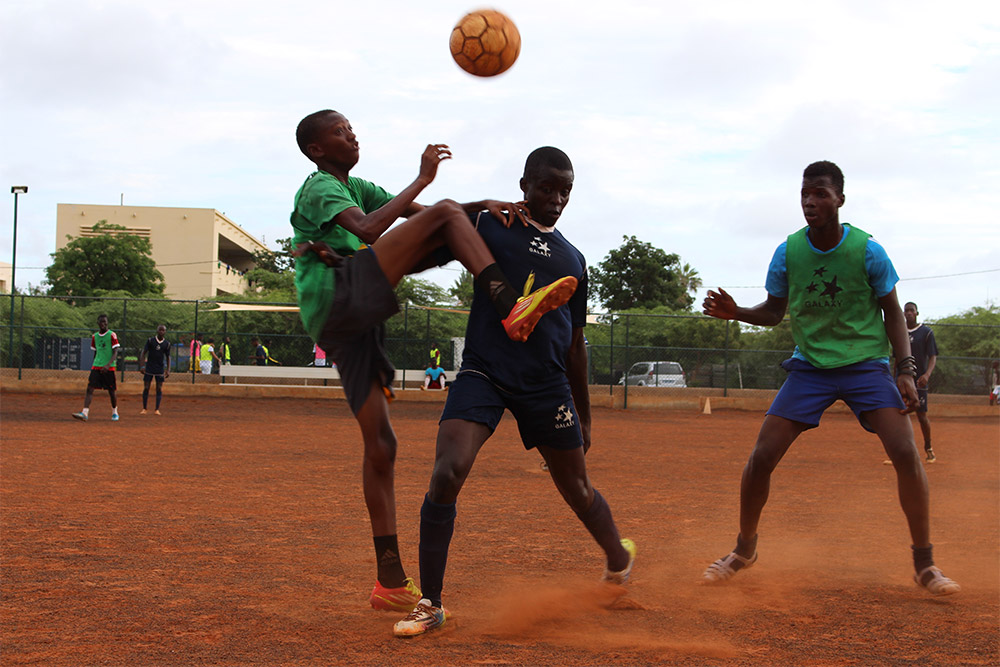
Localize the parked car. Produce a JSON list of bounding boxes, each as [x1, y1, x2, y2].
[[617, 361, 687, 387]]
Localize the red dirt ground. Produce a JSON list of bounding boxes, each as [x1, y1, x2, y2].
[[2, 393, 998, 666]]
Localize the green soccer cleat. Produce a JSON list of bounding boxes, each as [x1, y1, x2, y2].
[[602, 538, 637, 585]]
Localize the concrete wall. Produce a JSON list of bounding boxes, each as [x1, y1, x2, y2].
[[4, 370, 998, 418]]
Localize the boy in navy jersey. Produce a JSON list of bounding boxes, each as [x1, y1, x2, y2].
[[139, 324, 170, 415], [394, 148, 635, 637], [903, 302, 938, 461]]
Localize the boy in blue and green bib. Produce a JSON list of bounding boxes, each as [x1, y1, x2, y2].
[[700, 161, 959, 597]]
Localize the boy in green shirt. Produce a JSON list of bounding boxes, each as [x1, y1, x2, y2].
[[291, 109, 577, 613], [72, 314, 121, 422], [701, 161, 959, 596]]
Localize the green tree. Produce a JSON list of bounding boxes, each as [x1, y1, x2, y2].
[[933, 304, 1000, 359], [246, 236, 296, 296], [590, 236, 695, 311], [251, 237, 295, 274], [395, 276, 448, 307], [449, 269, 475, 307], [46, 221, 165, 297]]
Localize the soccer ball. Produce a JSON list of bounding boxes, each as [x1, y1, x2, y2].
[[450, 9, 521, 77]]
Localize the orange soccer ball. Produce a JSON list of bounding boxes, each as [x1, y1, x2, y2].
[[450, 9, 521, 77]]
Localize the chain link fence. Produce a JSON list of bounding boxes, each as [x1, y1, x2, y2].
[[2, 294, 998, 401]]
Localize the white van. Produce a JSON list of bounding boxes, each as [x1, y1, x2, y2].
[[618, 361, 687, 387]]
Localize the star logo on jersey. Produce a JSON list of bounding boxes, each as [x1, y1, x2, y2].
[[820, 276, 843, 299], [529, 236, 551, 258], [554, 403, 575, 429], [813, 266, 828, 277], [806, 282, 819, 293]]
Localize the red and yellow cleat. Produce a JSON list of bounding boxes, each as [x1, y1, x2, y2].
[[501, 274, 578, 343], [369, 577, 422, 612]]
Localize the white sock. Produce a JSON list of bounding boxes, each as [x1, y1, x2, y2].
[[82, 407, 89, 417], [112, 407, 118, 416]]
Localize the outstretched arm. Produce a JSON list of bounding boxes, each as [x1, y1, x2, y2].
[[879, 288, 918, 413], [703, 288, 787, 326], [335, 144, 451, 244], [462, 200, 532, 228]]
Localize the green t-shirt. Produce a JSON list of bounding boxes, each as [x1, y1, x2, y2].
[[786, 225, 890, 368], [92, 330, 119, 369], [290, 171, 394, 341], [200, 344, 214, 361]]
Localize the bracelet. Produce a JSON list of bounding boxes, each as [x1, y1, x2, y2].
[[896, 355, 918, 378]]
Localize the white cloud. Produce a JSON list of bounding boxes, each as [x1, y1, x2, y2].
[[0, 0, 997, 319]]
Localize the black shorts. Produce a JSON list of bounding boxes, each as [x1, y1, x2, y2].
[[316, 248, 400, 416], [916, 388, 928, 413], [88, 368, 117, 391]]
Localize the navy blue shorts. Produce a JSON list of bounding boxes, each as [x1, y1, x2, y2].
[[767, 358, 905, 433], [440, 369, 583, 450]]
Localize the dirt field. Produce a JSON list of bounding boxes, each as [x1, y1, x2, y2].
[[2, 393, 997, 666]]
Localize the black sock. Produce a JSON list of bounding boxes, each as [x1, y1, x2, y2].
[[418, 494, 456, 609], [142, 389, 149, 409], [575, 489, 628, 572], [475, 263, 518, 319], [912, 544, 934, 574], [373, 535, 406, 589]]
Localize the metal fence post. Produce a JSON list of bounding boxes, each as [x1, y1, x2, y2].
[[609, 315, 614, 397], [121, 298, 127, 382], [623, 314, 630, 409], [17, 295, 25, 380], [192, 300, 199, 384], [402, 303, 409, 388], [723, 319, 730, 398]]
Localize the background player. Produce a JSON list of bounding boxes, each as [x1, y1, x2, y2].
[[139, 324, 170, 415], [394, 147, 635, 637], [700, 161, 959, 597], [903, 301, 938, 462], [422, 360, 446, 390], [291, 111, 577, 614], [72, 314, 120, 422], [200, 337, 221, 375]]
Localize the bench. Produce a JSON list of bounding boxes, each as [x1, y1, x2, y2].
[[219, 365, 340, 385], [217, 365, 437, 388]]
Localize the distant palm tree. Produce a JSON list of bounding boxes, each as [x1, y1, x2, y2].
[[678, 262, 702, 297]]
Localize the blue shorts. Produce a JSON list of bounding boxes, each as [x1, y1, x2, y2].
[[440, 369, 583, 450], [767, 358, 905, 433]]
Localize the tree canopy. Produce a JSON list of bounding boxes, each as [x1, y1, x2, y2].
[[46, 221, 165, 297], [589, 235, 698, 311]]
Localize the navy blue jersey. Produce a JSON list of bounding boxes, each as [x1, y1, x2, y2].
[[461, 212, 587, 391], [143, 336, 171, 375], [908, 324, 938, 377]]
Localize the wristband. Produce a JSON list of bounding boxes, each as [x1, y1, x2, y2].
[[896, 355, 918, 378]]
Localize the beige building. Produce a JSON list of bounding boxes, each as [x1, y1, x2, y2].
[[55, 204, 270, 300], [0, 261, 11, 294]]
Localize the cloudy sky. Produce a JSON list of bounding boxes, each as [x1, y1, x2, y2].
[[2, 0, 997, 320]]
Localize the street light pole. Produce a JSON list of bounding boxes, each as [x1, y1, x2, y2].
[[9, 186, 27, 368]]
